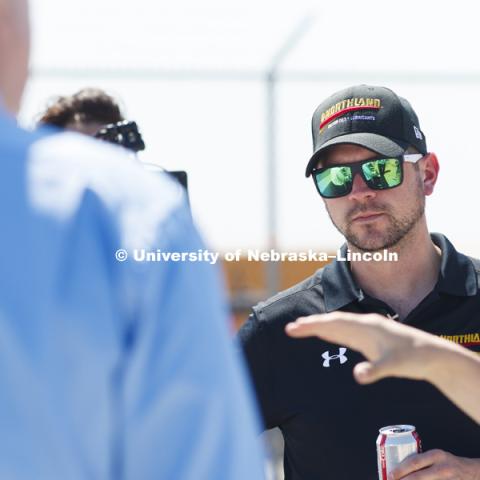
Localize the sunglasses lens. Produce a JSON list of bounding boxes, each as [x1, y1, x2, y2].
[[315, 166, 353, 198], [362, 158, 402, 189]]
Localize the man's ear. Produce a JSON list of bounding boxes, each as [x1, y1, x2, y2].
[[421, 152, 439, 196]]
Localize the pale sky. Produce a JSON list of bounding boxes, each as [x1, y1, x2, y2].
[[20, 0, 480, 256]]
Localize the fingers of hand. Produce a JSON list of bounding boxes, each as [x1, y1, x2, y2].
[[284, 315, 346, 341], [390, 464, 456, 480], [390, 450, 453, 479], [284, 312, 383, 341], [353, 361, 379, 384], [284, 316, 318, 337]]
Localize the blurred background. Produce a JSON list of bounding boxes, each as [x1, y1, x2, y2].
[[20, 1, 480, 477]]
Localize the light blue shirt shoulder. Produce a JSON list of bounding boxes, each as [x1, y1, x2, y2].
[[0, 114, 264, 480]]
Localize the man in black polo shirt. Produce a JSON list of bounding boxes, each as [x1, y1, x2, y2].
[[238, 85, 480, 480]]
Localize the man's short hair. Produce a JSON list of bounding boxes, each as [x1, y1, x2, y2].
[[38, 88, 124, 128]]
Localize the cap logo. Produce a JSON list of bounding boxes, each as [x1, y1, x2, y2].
[[413, 125, 423, 140], [319, 97, 381, 132]]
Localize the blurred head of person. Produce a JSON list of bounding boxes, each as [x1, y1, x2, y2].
[[38, 88, 124, 136], [0, 0, 30, 115]]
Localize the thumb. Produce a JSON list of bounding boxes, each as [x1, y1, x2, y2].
[[353, 361, 389, 384]]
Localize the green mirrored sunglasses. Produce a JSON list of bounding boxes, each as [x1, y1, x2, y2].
[[312, 154, 423, 199]]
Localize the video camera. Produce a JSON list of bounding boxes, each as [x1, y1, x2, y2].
[[95, 120, 145, 152], [95, 120, 189, 203]]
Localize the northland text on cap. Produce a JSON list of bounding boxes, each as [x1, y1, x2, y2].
[[305, 85, 427, 177]]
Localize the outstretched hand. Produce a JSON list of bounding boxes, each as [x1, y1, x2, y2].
[[285, 311, 441, 384]]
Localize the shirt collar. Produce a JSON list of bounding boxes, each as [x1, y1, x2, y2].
[[322, 233, 478, 312], [432, 233, 478, 296], [322, 243, 362, 312]]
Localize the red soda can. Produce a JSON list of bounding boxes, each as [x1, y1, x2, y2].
[[376, 425, 422, 480]]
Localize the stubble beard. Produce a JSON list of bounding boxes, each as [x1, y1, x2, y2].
[[326, 192, 426, 253]]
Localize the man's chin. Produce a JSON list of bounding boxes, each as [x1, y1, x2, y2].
[[345, 230, 397, 253], [348, 240, 392, 253]]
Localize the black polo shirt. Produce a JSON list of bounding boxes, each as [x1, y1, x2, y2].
[[238, 233, 480, 480]]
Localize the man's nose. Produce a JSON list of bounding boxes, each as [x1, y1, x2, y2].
[[348, 172, 376, 201]]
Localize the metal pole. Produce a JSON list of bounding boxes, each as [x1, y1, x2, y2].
[[265, 71, 278, 296], [265, 15, 314, 296]]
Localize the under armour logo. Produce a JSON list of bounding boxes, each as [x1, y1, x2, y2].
[[322, 348, 348, 367]]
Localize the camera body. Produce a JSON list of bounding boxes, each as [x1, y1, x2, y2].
[[95, 120, 145, 152], [96, 122, 189, 202]]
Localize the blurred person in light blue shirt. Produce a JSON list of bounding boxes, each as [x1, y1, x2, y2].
[[0, 0, 265, 479]]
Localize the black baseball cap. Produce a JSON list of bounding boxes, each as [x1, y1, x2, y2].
[[305, 85, 427, 177]]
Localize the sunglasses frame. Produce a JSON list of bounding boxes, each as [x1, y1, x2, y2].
[[311, 153, 424, 199]]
